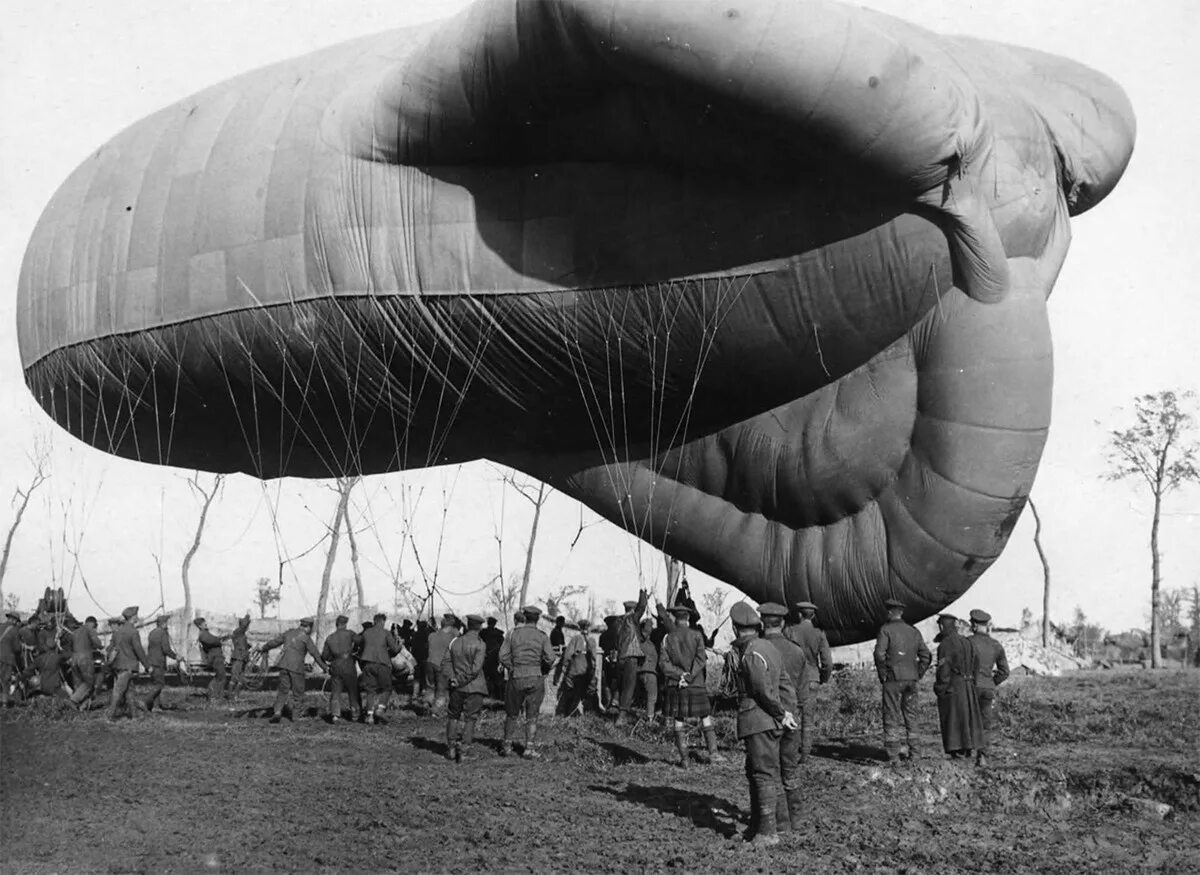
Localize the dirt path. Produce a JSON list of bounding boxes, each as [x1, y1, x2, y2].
[[2, 673, 1196, 873]]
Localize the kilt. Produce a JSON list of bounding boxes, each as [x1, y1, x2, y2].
[[666, 684, 710, 719]]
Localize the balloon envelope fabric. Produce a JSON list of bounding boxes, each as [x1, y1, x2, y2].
[[17, 0, 1135, 643]]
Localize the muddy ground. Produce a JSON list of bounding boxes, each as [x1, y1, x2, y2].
[[1, 669, 1197, 874]]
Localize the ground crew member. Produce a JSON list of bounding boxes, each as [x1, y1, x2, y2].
[[873, 598, 932, 763], [480, 616, 505, 699], [637, 618, 659, 722], [67, 615, 103, 709], [760, 602, 808, 834], [498, 605, 555, 758], [359, 612, 401, 724], [784, 600, 833, 761], [730, 602, 797, 847], [550, 615, 567, 654], [322, 614, 362, 723], [259, 617, 327, 723], [658, 603, 723, 767], [934, 614, 985, 760], [108, 606, 149, 720], [557, 619, 598, 716], [195, 618, 230, 700], [443, 614, 487, 762], [613, 590, 648, 726], [426, 613, 459, 715], [144, 615, 178, 711], [228, 615, 252, 697], [968, 609, 1009, 767], [0, 612, 24, 706], [412, 619, 432, 699]]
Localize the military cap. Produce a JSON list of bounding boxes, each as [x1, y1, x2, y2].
[[937, 613, 958, 624], [603, 615, 618, 624], [522, 605, 543, 619], [108, 616, 124, 625], [4, 611, 21, 622], [298, 617, 315, 627], [622, 600, 638, 610], [758, 602, 788, 618], [335, 615, 350, 625], [442, 612, 456, 621], [729, 602, 760, 627], [969, 609, 992, 624], [465, 614, 484, 625], [121, 605, 139, 619], [486, 616, 497, 623], [193, 617, 207, 627], [577, 619, 591, 631], [155, 615, 169, 625], [884, 598, 906, 610], [794, 601, 818, 612], [667, 604, 692, 617]]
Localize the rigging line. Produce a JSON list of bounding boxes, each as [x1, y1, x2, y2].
[[424, 298, 498, 469], [210, 337, 265, 481], [162, 329, 186, 469]]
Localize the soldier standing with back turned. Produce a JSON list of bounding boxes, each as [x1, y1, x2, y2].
[[498, 605, 555, 758], [443, 614, 487, 762], [783, 600, 832, 762], [729, 602, 797, 847], [259, 617, 328, 723], [873, 598, 931, 763], [144, 615, 178, 711], [108, 606, 149, 720], [760, 603, 808, 836], [67, 616, 102, 709], [322, 614, 362, 723], [227, 615, 252, 697], [967, 608, 1009, 767]]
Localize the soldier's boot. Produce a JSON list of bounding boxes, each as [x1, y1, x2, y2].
[[775, 788, 791, 834], [673, 731, 690, 769], [884, 741, 902, 764], [787, 790, 806, 832], [460, 719, 476, 762], [703, 725, 727, 764], [444, 718, 460, 760], [743, 781, 760, 841], [799, 729, 813, 764], [500, 717, 515, 756], [748, 780, 780, 847], [904, 738, 918, 761], [523, 722, 542, 759], [614, 711, 628, 728], [975, 750, 988, 768]]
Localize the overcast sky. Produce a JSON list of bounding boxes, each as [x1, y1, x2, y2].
[[1, 0, 1197, 638]]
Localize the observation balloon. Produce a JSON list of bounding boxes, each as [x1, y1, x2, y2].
[[16, 0, 1135, 643]]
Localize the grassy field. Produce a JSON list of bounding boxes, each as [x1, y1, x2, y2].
[[1, 669, 1196, 873]]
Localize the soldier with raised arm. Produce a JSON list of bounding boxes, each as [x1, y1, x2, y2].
[[873, 598, 932, 763], [195, 618, 230, 701], [259, 617, 327, 723]]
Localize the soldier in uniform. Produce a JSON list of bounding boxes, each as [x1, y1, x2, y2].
[[322, 614, 362, 723], [425, 613, 460, 715], [67, 615, 103, 709], [144, 614, 179, 711], [194, 618, 231, 700], [873, 598, 932, 763], [259, 617, 328, 723], [498, 605, 556, 758], [934, 614, 985, 760], [760, 603, 808, 834], [658, 603, 724, 767], [784, 600, 833, 762], [319, 612, 360, 720], [227, 615, 252, 697], [359, 612, 401, 724], [108, 606, 149, 720], [730, 602, 797, 847], [557, 619, 598, 716], [480, 616, 505, 699], [443, 614, 487, 762], [613, 590, 648, 726], [967, 609, 1010, 767], [0, 612, 24, 706], [637, 618, 659, 723]]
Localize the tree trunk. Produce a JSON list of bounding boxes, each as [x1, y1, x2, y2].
[[1028, 498, 1052, 648], [182, 473, 223, 664], [1149, 489, 1163, 669], [0, 464, 49, 611], [316, 487, 352, 640], [517, 482, 546, 611], [346, 515, 364, 611]]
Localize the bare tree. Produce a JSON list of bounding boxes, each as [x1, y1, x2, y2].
[[255, 576, 282, 618], [1103, 390, 1199, 668], [3, 593, 19, 613], [0, 433, 51, 610], [182, 472, 225, 661], [486, 573, 520, 631], [699, 585, 731, 633], [328, 577, 356, 618], [345, 512, 365, 612], [540, 584, 588, 620], [500, 472, 551, 610], [1027, 497, 1053, 647], [315, 478, 355, 639]]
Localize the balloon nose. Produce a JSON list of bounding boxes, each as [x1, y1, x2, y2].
[[1019, 51, 1136, 216]]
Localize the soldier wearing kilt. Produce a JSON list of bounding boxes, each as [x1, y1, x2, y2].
[[658, 603, 725, 768]]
